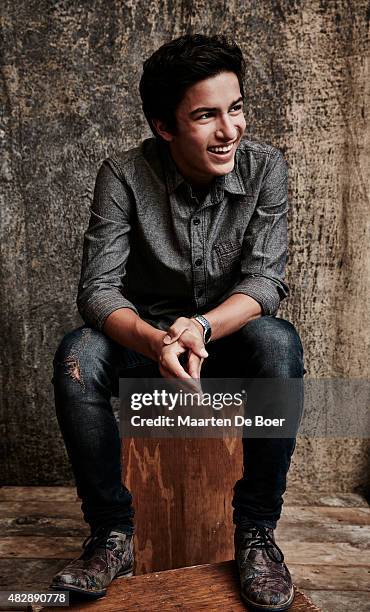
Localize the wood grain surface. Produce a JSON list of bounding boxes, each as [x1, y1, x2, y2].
[[40, 561, 322, 612]]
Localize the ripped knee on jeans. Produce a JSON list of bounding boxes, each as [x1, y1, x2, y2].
[[61, 328, 92, 392], [64, 355, 83, 384]]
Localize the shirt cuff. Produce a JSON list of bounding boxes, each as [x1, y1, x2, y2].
[[224, 275, 289, 316], [78, 294, 139, 331]]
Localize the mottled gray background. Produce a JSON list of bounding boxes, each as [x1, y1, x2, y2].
[[1, 1, 369, 492]]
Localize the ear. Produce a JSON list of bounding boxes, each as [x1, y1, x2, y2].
[[151, 118, 174, 142]]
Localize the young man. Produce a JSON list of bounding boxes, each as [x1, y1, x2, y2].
[[51, 34, 304, 611]]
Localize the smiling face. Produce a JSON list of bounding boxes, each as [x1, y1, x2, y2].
[[153, 71, 246, 187]]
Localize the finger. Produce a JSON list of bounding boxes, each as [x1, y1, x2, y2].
[[179, 332, 208, 359], [160, 367, 200, 398], [185, 353, 203, 396], [197, 356, 205, 379], [159, 369, 196, 402], [187, 352, 198, 378], [164, 353, 202, 393], [161, 350, 192, 379], [163, 320, 190, 344], [187, 352, 203, 379]]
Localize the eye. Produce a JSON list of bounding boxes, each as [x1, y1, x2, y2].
[[229, 104, 243, 113], [197, 112, 213, 120]]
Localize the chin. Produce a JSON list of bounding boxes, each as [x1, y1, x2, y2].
[[211, 158, 235, 174]]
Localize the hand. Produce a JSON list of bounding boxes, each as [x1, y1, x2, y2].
[[152, 320, 206, 384], [163, 317, 208, 380], [163, 317, 208, 357], [158, 339, 190, 379], [157, 340, 203, 393]]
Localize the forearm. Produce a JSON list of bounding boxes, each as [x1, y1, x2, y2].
[[201, 293, 262, 342], [103, 308, 166, 362]]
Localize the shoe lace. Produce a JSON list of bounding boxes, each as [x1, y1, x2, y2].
[[242, 525, 284, 563], [81, 525, 112, 560]]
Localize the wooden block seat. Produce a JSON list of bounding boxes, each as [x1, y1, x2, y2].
[[41, 560, 321, 611]]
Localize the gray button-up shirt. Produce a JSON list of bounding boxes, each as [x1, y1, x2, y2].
[[77, 137, 289, 332]]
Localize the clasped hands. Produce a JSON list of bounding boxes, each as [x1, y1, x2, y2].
[[155, 316, 208, 382]]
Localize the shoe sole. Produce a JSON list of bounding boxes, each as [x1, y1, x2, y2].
[[50, 582, 107, 599], [115, 567, 134, 579], [50, 565, 134, 599], [241, 588, 295, 612]]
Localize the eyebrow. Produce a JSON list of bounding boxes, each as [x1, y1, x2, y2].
[[189, 96, 244, 117]]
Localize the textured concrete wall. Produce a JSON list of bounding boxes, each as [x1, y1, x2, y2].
[[1, 1, 369, 490]]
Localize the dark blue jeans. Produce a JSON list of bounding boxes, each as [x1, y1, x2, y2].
[[52, 316, 304, 535]]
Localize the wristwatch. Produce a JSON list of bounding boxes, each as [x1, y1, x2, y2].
[[192, 314, 212, 344]]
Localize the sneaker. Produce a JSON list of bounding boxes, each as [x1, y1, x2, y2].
[[50, 525, 134, 599], [234, 524, 294, 611]]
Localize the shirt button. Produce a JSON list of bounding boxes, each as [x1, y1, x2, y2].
[[195, 258, 203, 267], [197, 289, 204, 297], [193, 218, 200, 225]]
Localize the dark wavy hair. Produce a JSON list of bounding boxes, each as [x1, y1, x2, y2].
[[139, 34, 246, 137]]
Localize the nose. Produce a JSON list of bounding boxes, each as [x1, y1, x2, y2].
[[215, 113, 238, 141]]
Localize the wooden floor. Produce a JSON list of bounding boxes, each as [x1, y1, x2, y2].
[[0, 487, 369, 612], [41, 561, 322, 612]]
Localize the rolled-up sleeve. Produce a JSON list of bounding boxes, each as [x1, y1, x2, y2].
[[225, 150, 289, 315], [77, 160, 138, 330]]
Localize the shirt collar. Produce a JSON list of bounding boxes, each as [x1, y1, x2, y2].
[[157, 139, 247, 198], [157, 139, 185, 194], [222, 155, 247, 195]]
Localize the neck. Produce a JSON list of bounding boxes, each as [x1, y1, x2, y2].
[[167, 143, 213, 188]]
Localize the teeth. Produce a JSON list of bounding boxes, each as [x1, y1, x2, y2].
[[208, 143, 234, 153]]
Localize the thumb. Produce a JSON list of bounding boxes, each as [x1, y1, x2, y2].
[[163, 330, 180, 344]]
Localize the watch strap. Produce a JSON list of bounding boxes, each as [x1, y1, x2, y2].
[[192, 314, 212, 344]]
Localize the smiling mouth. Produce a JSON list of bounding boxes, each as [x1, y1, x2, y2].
[[207, 141, 236, 155]]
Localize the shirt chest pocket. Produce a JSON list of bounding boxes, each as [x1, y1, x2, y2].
[[214, 240, 242, 276]]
